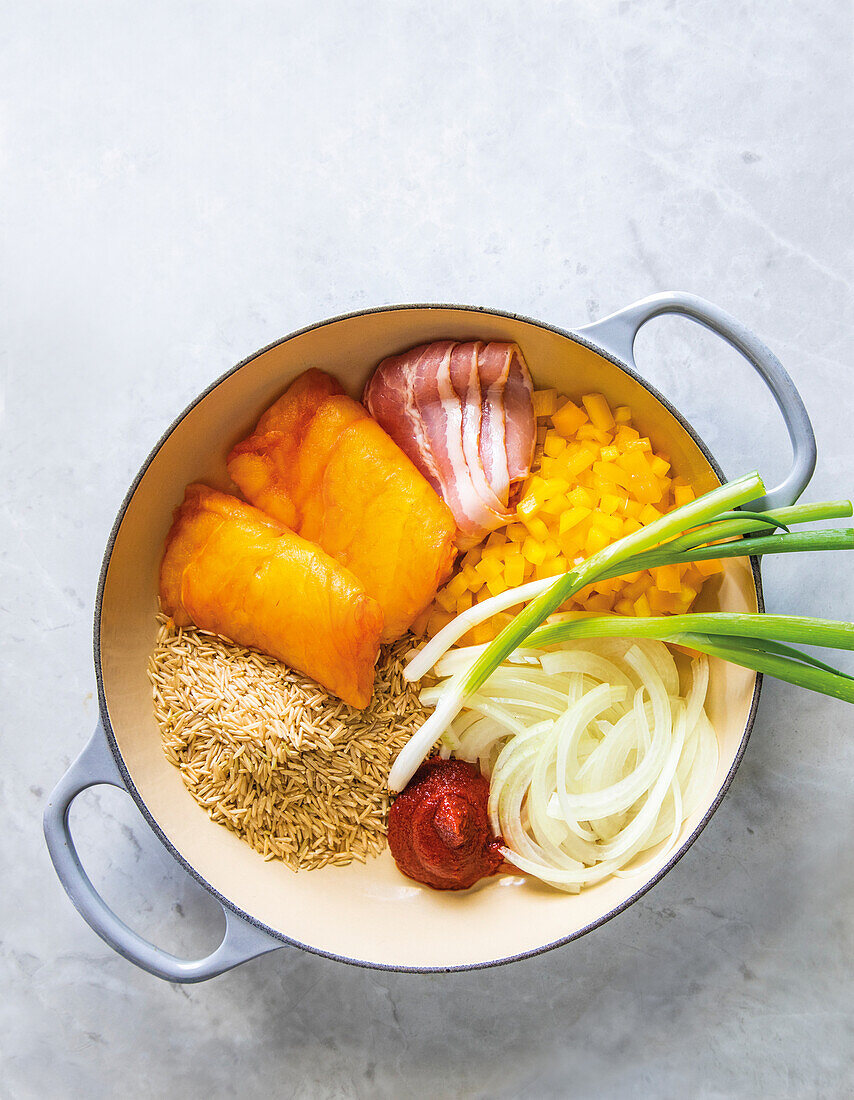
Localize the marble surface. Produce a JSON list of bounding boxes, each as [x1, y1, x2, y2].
[[2, 1, 853, 1096]]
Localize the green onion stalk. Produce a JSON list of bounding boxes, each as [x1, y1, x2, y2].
[[388, 474, 854, 792]]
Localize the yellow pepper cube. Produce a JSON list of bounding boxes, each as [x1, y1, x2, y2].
[[647, 588, 672, 614], [471, 621, 496, 645], [552, 399, 588, 438], [516, 492, 543, 520], [632, 475, 664, 505], [522, 537, 548, 565], [559, 505, 592, 534], [615, 598, 635, 616], [633, 593, 652, 618], [649, 455, 671, 478], [598, 492, 623, 515], [598, 513, 624, 538], [593, 459, 628, 482], [586, 526, 610, 556], [455, 590, 474, 614], [481, 543, 506, 561], [585, 592, 615, 613], [461, 562, 481, 588], [545, 477, 571, 497], [540, 494, 570, 517], [582, 393, 616, 430], [614, 425, 640, 444], [561, 449, 596, 480], [600, 445, 620, 462], [577, 425, 613, 445], [674, 484, 696, 507], [543, 431, 567, 458], [532, 389, 559, 417], [475, 556, 504, 582], [446, 572, 470, 599], [655, 563, 683, 594], [694, 557, 723, 577], [504, 554, 525, 588], [506, 522, 528, 544], [428, 609, 454, 635], [567, 486, 594, 508], [523, 514, 550, 541], [535, 558, 562, 581], [622, 517, 643, 535], [618, 449, 651, 476], [640, 503, 664, 525], [434, 586, 457, 614], [485, 575, 506, 597], [615, 406, 632, 424]]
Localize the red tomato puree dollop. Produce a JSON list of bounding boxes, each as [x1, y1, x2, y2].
[[387, 758, 504, 890]]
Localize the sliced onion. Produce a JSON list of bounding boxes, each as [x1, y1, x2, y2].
[[432, 638, 717, 892]]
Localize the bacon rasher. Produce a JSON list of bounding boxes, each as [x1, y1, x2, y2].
[[364, 340, 536, 546]]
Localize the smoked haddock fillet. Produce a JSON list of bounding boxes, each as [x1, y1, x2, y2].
[[228, 370, 457, 642], [159, 485, 383, 708]]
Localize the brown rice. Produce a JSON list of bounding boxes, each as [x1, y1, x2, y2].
[[148, 616, 428, 871]]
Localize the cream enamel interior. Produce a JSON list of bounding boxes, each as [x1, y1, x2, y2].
[[98, 307, 759, 970]]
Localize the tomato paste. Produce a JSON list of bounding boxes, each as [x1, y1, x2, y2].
[[387, 758, 504, 890]]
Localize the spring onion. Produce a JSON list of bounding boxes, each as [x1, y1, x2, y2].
[[389, 475, 854, 792]]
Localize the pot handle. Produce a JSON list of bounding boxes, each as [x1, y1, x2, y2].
[[43, 723, 285, 983], [575, 291, 816, 510]]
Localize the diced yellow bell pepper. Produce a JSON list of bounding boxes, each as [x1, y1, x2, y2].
[[552, 399, 588, 438], [615, 406, 632, 424], [559, 505, 592, 534], [455, 590, 474, 614], [655, 563, 683, 594], [543, 431, 567, 458], [523, 514, 551, 541], [532, 389, 558, 417], [582, 393, 616, 430], [586, 526, 610, 556], [485, 575, 506, 597], [640, 503, 664, 525], [522, 537, 548, 565], [563, 446, 598, 479], [504, 554, 525, 588], [633, 592, 652, 618], [577, 424, 613, 445], [475, 556, 504, 582], [567, 485, 595, 508], [445, 572, 470, 599]]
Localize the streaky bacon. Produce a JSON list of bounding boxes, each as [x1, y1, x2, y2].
[[477, 343, 513, 505], [502, 344, 536, 485], [450, 343, 509, 518], [364, 338, 536, 544]]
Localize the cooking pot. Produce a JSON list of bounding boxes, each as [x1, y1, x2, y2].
[[44, 292, 816, 981]]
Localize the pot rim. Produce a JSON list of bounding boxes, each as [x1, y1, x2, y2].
[[93, 301, 764, 973]]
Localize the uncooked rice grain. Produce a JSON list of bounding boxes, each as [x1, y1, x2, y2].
[[148, 615, 429, 871]]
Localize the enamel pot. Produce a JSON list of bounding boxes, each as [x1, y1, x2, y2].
[[44, 292, 816, 981]]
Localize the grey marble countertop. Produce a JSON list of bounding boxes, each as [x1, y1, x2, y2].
[[2, 2, 852, 1097]]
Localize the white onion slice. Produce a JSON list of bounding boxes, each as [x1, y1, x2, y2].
[[431, 638, 718, 892]]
